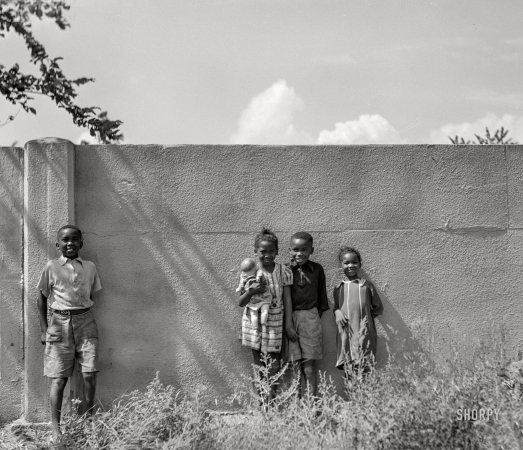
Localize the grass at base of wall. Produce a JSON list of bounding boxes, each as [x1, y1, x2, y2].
[[1, 335, 522, 450]]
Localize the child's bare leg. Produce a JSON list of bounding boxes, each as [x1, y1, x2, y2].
[[50, 377, 68, 439], [301, 360, 318, 397], [251, 349, 263, 400], [82, 372, 97, 416], [267, 352, 281, 400], [251, 350, 280, 403], [260, 304, 269, 325]]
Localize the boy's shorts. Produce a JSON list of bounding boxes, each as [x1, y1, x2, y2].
[[287, 308, 323, 361], [44, 310, 99, 378]]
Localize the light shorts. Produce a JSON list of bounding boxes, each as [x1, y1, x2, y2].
[[287, 307, 323, 361], [44, 310, 99, 378]]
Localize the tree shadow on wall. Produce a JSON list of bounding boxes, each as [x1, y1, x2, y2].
[[76, 146, 437, 407], [77, 148, 253, 404], [0, 147, 25, 422]]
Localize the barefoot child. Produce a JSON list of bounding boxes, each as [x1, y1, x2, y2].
[[37, 225, 102, 441], [333, 246, 383, 375], [286, 232, 329, 397], [236, 258, 273, 328], [238, 228, 293, 401]]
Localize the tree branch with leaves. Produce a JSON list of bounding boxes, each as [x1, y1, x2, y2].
[[449, 127, 517, 145], [0, 0, 123, 142]]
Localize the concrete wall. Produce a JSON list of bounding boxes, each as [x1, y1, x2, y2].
[[73, 144, 523, 412], [2, 142, 522, 422], [0, 147, 24, 423]]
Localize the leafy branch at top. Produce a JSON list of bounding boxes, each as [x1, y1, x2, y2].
[[449, 127, 518, 145], [0, 0, 123, 143]]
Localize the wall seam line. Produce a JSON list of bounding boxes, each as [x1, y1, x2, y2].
[[505, 145, 510, 230], [22, 143, 29, 419]]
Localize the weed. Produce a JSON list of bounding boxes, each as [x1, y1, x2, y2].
[[1, 335, 522, 449]]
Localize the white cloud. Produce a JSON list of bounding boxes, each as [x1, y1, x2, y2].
[[76, 130, 125, 145], [76, 131, 99, 145], [317, 114, 402, 145], [230, 80, 313, 145], [429, 113, 523, 144], [231, 81, 417, 145]]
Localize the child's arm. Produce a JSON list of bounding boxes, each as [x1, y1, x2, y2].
[[317, 266, 329, 318], [37, 291, 48, 345], [238, 279, 266, 307], [333, 285, 347, 328], [283, 285, 298, 341]]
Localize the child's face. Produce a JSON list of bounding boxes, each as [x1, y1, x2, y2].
[[340, 252, 361, 279], [56, 228, 83, 259], [289, 238, 314, 266], [256, 240, 278, 267]]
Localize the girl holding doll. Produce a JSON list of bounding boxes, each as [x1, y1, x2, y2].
[[238, 227, 293, 400]]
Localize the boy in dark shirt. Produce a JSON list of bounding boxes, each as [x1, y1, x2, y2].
[[285, 231, 329, 396]]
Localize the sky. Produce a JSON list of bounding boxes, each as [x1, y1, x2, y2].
[[1, 0, 522, 146]]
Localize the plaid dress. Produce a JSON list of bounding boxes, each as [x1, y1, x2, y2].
[[241, 263, 293, 353]]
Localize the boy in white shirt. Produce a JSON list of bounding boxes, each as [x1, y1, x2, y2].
[[37, 225, 101, 442]]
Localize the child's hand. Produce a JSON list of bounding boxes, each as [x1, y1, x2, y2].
[[40, 330, 47, 345], [285, 324, 298, 342], [249, 280, 266, 295], [334, 310, 348, 329]]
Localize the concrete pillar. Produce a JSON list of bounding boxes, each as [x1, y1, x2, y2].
[[23, 138, 75, 422]]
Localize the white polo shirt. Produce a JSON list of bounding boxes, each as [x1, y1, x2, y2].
[[37, 255, 102, 310]]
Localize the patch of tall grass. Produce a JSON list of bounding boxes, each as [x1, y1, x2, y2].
[[1, 331, 522, 449]]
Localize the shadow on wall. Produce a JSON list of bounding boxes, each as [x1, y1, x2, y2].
[[319, 267, 432, 394], [75, 147, 431, 405], [0, 148, 24, 422], [76, 148, 252, 405], [374, 293, 433, 369], [324, 266, 431, 368], [343, 270, 433, 369]]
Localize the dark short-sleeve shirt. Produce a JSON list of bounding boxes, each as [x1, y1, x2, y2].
[[290, 260, 329, 312]]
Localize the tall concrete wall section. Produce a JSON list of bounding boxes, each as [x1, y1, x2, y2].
[[23, 138, 75, 422], [74, 144, 523, 408], [507, 146, 523, 352], [0, 147, 24, 423]]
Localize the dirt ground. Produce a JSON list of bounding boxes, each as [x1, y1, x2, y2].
[[0, 420, 56, 450]]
